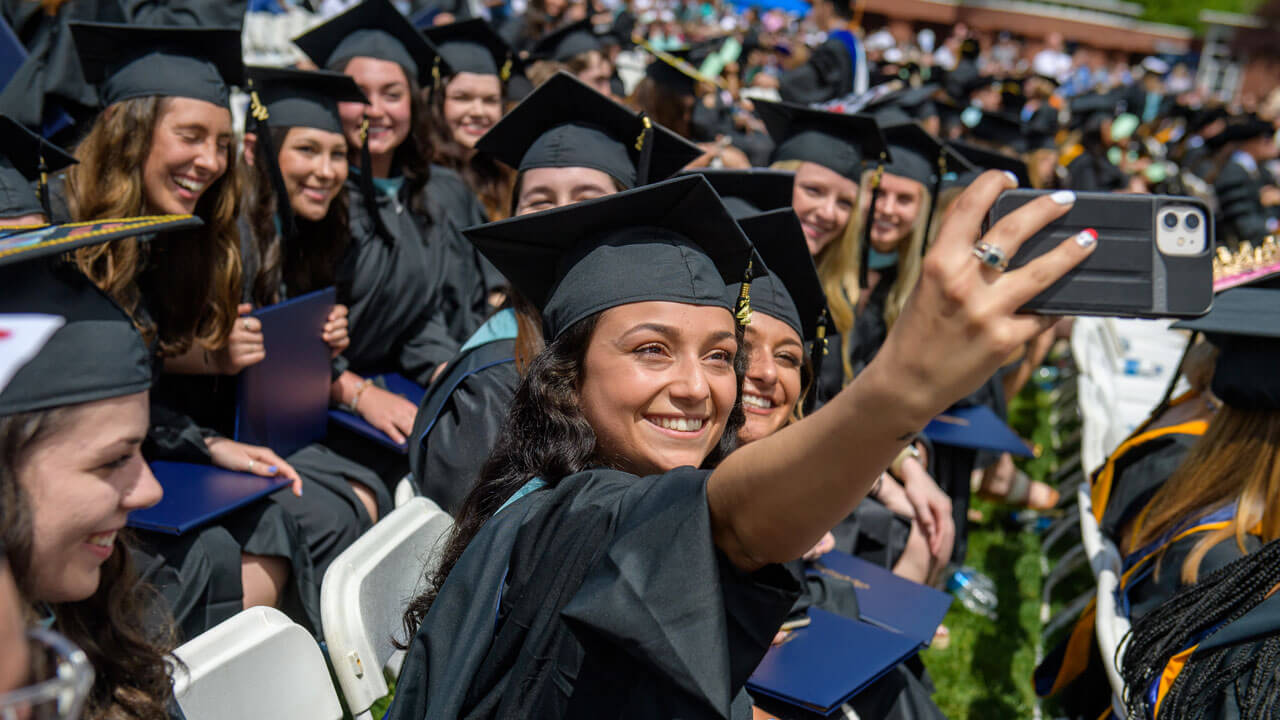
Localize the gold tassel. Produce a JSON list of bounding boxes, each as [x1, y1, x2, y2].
[[432, 56, 442, 89], [816, 309, 829, 355], [500, 57, 512, 82], [249, 90, 269, 123], [359, 116, 370, 145], [735, 259, 753, 326], [634, 115, 652, 152]]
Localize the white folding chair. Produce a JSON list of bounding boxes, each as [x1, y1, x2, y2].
[[171, 606, 343, 720], [1077, 484, 1131, 712], [321, 497, 454, 719]]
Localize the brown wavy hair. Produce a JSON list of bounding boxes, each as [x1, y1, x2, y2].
[[628, 76, 694, 139], [67, 96, 243, 357], [1, 407, 177, 720], [426, 75, 514, 220], [1127, 405, 1280, 583], [243, 126, 351, 306]]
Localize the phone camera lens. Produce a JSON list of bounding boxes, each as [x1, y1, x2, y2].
[[1184, 214, 1201, 230], [1162, 212, 1179, 229]]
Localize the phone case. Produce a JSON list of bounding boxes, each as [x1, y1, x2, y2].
[[987, 191, 1214, 318]]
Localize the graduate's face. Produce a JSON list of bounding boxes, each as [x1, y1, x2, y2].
[[443, 72, 503, 149], [277, 127, 349, 222], [575, 51, 614, 98], [738, 313, 803, 444], [15, 393, 161, 603], [142, 97, 232, 215], [340, 57, 413, 160], [792, 161, 857, 257], [514, 166, 618, 216], [868, 172, 923, 253], [579, 302, 739, 476]]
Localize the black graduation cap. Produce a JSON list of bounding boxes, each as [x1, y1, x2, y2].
[[1173, 284, 1280, 410], [737, 208, 831, 344], [882, 122, 976, 188], [946, 139, 1030, 188], [422, 19, 515, 80], [463, 175, 758, 339], [1068, 91, 1121, 131], [293, 0, 444, 85], [962, 108, 1026, 152], [863, 83, 939, 122], [0, 115, 77, 219], [680, 168, 795, 219], [69, 22, 244, 108], [0, 215, 203, 416], [756, 100, 890, 181], [530, 18, 603, 62], [475, 72, 701, 188], [247, 66, 369, 135], [1209, 115, 1275, 148], [644, 45, 711, 97]]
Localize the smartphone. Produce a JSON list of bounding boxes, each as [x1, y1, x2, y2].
[[986, 190, 1214, 318]]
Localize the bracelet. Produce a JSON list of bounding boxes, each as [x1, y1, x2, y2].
[[870, 475, 884, 497], [889, 444, 922, 478], [350, 378, 370, 413]]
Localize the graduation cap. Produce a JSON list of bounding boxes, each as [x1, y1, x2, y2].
[[643, 44, 716, 97], [756, 99, 890, 181], [293, 0, 443, 85], [1209, 115, 1275, 149], [962, 108, 1026, 153], [945, 140, 1030, 188], [0, 114, 76, 219], [476, 72, 701, 188], [862, 83, 939, 123], [1069, 91, 1122, 131], [881, 122, 977, 248], [530, 18, 603, 62], [0, 214, 202, 416], [69, 22, 244, 108], [422, 19, 515, 81], [245, 67, 369, 243], [463, 175, 758, 339], [1173, 283, 1280, 410], [680, 168, 795, 219]]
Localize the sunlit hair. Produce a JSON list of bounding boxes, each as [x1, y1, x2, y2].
[[771, 159, 862, 381], [242, 126, 351, 307], [67, 96, 243, 357], [0, 406, 177, 720], [426, 74, 514, 220], [1127, 405, 1280, 584], [853, 168, 930, 332]]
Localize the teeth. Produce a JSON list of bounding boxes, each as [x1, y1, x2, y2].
[[87, 531, 116, 548], [743, 394, 775, 409], [173, 177, 205, 193], [653, 417, 704, 432]]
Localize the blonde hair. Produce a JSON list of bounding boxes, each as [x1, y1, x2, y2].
[[68, 96, 243, 357], [855, 168, 931, 332], [771, 159, 861, 381]]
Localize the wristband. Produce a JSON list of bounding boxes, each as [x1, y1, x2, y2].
[[350, 378, 370, 413], [889, 443, 922, 478]]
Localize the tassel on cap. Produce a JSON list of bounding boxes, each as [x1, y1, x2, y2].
[[500, 56, 512, 82], [805, 308, 830, 414], [634, 114, 654, 185], [357, 115, 393, 241], [859, 156, 886, 290], [248, 85, 298, 243], [922, 153, 945, 258], [735, 258, 753, 326], [37, 152, 51, 219]]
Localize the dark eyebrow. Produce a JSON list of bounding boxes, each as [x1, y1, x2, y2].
[[624, 322, 679, 339], [708, 330, 736, 344]]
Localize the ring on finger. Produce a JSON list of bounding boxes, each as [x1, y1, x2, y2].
[[243, 319, 253, 331], [248, 460, 256, 472], [972, 241, 1009, 272]]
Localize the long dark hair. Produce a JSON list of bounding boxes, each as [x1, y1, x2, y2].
[[400, 310, 748, 641], [1120, 539, 1280, 719], [0, 408, 177, 720], [347, 70, 436, 220], [244, 125, 351, 306], [427, 75, 513, 220]]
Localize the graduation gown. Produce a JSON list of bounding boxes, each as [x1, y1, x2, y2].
[[1213, 156, 1276, 244], [340, 174, 459, 385], [1090, 415, 1205, 542], [408, 309, 520, 514], [415, 166, 502, 332], [780, 35, 855, 105], [386, 467, 799, 720]]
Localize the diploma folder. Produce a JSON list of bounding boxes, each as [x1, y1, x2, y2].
[[922, 404, 1034, 457], [233, 288, 336, 458], [747, 608, 925, 716], [127, 462, 291, 535], [808, 550, 952, 645], [328, 373, 427, 453]]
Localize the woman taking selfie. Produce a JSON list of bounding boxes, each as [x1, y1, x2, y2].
[[387, 168, 1092, 718]]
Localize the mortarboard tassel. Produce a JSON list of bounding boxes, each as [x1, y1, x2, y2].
[[248, 87, 298, 243], [37, 152, 51, 220], [734, 257, 753, 326], [634, 114, 654, 185], [859, 156, 886, 290], [921, 153, 945, 258], [357, 116, 393, 242], [500, 56, 513, 83], [804, 308, 829, 414], [431, 56, 442, 93]]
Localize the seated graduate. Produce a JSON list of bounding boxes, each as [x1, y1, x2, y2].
[[631, 48, 753, 170], [408, 71, 701, 512], [0, 229, 184, 720], [1119, 538, 1280, 720], [387, 168, 1096, 719], [525, 19, 615, 98], [1211, 115, 1280, 245], [293, 0, 476, 366], [754, 99, 887, 406], [60, 23, 320, 639]]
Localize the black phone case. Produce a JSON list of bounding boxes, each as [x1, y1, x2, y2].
[[986, 191, 1214, 318]]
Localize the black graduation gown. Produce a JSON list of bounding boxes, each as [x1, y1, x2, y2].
[[1096, 430, 1199, 541], [386, 467, 799, 720], [416, 165, 503, 329], [339, 175, 459, 385], [780, 36, 853, 105], [691, 94, 775, 168], [1213, 157, 1276, 244]]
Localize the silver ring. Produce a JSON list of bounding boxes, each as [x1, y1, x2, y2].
[[243, 319, 253, 331], [972, 241, 1008, 271], [247, 460, 256, 472]]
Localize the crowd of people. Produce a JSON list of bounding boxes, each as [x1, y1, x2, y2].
[[1, 0, 1279, 718]]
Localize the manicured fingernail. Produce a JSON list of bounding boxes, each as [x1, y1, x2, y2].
[[1002, 171, 1019, 187], [1050, 190, 1076, 205], [268, 465, 279, 473], [1074, 229, 1097, 248]]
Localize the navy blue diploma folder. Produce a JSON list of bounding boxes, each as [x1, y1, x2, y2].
[[127, 462, 291, 535], [808, 550, 952, 645], [328, 373, 427, 453], [234, 288, 336, 458], [922, 404, 1034, 457], [747, 608, 925, 715]]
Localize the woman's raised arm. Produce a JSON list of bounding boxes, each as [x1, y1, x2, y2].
[[709, 171, 1094, 570]]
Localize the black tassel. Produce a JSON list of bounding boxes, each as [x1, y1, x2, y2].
[[356, 116, 392, 241], [37, 152, 51, 219], [804, 308, 829, 414], [634, 114, 654, 185], [249, 88, 297, 243], [859, 159, 885, 290], [922, 153, 945, 258]]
